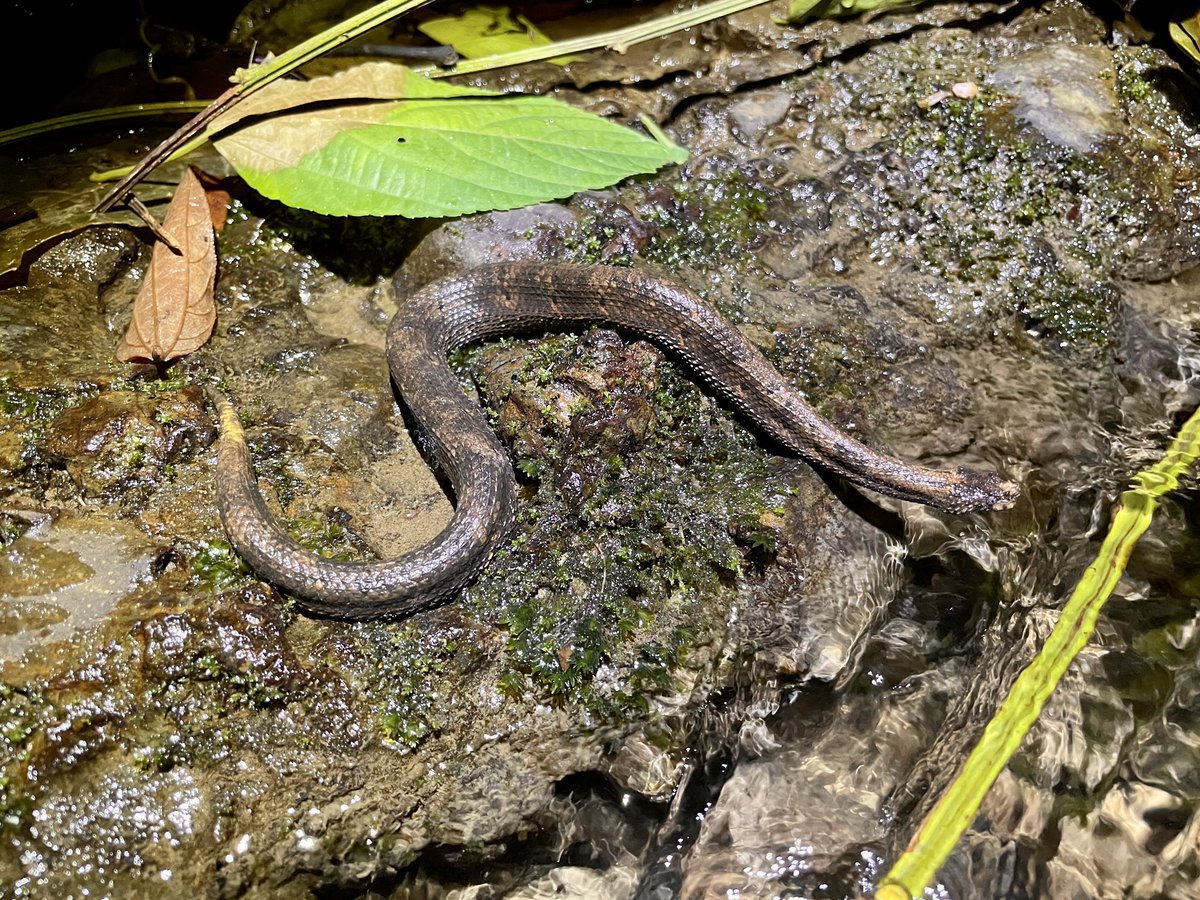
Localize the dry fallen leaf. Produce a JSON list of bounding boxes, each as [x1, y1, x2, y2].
[[918, 90, 950, 109], [192, 168, 234, 232], [205, 61, 497, 145], [116, 167, 219, 364]]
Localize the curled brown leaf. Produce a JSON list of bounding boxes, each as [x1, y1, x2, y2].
[[116, 167, 219, 364]]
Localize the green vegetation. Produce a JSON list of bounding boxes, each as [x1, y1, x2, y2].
[[190, 539, 253, 591], [890, 90, 1142, 346], [287, 514, 358, 561], [643, 175, 770, 273], [0, 375, 40, 418], [463, 330, 789, 713], [363, 623, 462, 751]]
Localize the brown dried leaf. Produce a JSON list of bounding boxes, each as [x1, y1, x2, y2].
[[205, 188, 230, 233], [192, 168, 234, 232], [116, 167, 217, 364]]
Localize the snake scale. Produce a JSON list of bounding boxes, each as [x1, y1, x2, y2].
[[215, 262, 1018, 619]]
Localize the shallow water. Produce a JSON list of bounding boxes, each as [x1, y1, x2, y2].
[[0, 516, 157, 662]]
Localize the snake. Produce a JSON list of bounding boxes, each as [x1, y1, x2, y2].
[[215, 262, 1018, 619]]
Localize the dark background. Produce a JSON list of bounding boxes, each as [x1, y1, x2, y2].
[[0, 1, 249, 129]]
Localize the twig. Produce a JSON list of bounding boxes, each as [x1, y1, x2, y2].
[[95, 86, 241, 213], [125, 194, 181, 251]]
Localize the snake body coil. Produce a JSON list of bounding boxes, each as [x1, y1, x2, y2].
[[216, 263, 1017, 619]]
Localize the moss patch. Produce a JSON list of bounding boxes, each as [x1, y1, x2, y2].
[[459, 329, 791, 714], [640, 173, 771, 272], [360, 622, 464, 752], [188, 539, 254, 592], [887, 88, 1144, 346]]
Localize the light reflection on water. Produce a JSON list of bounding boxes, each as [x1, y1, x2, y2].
[[630, 275, 1200, 898], [0, 516, 154, 661]]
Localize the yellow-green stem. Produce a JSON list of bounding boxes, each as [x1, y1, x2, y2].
[[877, 403, 1200, 899]]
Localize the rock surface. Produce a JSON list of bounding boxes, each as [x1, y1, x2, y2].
[[2, 2, 1200, 898]]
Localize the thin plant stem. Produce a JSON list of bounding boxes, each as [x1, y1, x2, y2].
[[93, 0, 436, 206]]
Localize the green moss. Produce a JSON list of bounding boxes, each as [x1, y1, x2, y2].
[[0, 513, 24, 547], [287, 514, 357, 561], [1113, 46, 1200, 145], [1115, 55, 1154, 102], [110, 364, 191, 397], [887, 90, 1138, 346], [463, 332, 789, 715], [571, 223, 634, 267], [0, 376, 74, 469], [1019, 278, 1118, 346], [0, 376, 39, 418], [190, 539, 253, 591], [117, 432, 148, 471], [362, 623, 461, 752], [641, 173, 770, 271], [564, 170, 769, 280], [515, 457, 544, 479], [185, 653, 287, 710], [240, 432, 303, 512], [226, 672, 287, 708]]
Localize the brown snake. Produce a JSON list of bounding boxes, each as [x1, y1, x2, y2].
[[215, 262, 1017, 619]]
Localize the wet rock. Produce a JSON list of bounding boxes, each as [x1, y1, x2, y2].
[[747, 486, 900, 683], [0, 227, 168, 505], [1049, 781, 1200, 899], [552, 2, 1023, 121], [44, 387, 215, 498], [0, 283, 117, 392], [395, 204, 579, 296], [989, 44, 1124, 153], [603, 734, 682, 801], [27, 224, 145, 299], [511, 866, 638, 898], [729, 92, 793, 145], [0, 514, 159, 661], [206, 254, 452, 561], [131, 589, 306, 697], [0, 599, 68, 635], [0, 427, 26, 477], [0, 226, 143, 390], [4, 0, 1200, 897]]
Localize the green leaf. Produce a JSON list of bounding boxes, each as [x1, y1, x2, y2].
[[214, 93, 687, 218], [1171, 16, 1200, 66], [206, 61, 498, 138], [418, 5, 578, 64], [783, 0, 920, 26]]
